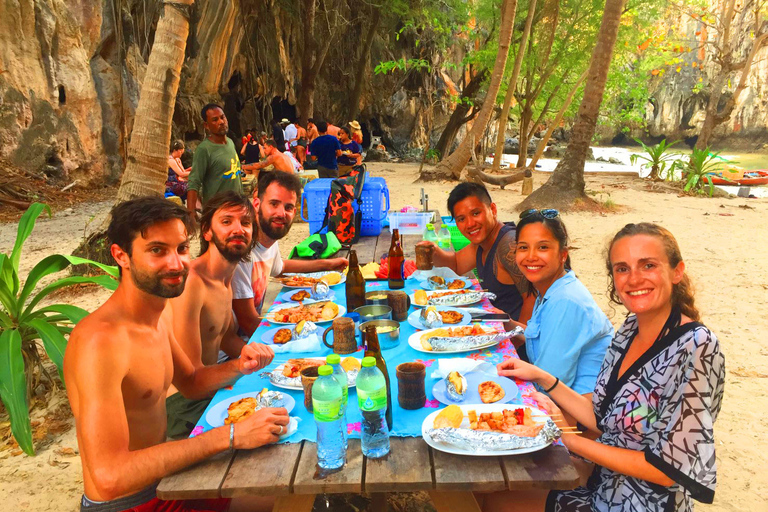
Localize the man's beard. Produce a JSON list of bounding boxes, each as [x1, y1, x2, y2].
[[258, 210, 291, 240], [212, 231, 251, 263], [129, 263, 188, 298]]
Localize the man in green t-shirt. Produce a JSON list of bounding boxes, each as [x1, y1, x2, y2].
[[187, 104, 243, 218]]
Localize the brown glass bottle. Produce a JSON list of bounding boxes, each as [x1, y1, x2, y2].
[[364, 326, 393, 430], [345, 250, 366, 311], [387, 230, 405, 290]]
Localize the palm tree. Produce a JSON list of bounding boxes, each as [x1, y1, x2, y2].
[[115, 0, 194, 202], [421, 0, 518, 181], [520, 0, 627, 209]]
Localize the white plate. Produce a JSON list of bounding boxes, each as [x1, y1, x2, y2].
[[278, 288, 336, 304], [407, 326, 500, 354], [407, 307, 472, 330], [270, 358, 360, 390], [205, 392, 296, 427], [421, 404, 553, 456], [419, 277, 472, 291], [410, 290, 483, 308], [280, 271, 346, 288], [265, 302, 346, 325]]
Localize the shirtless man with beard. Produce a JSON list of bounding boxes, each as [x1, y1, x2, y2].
[[165, 191, 274, 438], [64, 197, 287, 512]]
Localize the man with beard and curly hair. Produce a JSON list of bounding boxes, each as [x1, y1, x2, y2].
[[165, 191, 275, 438], [231, 171, 348, 337]]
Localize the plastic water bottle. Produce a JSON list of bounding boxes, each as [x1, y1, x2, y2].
[[437, 223, 452, 251], [313, 365, 346, 469], [357, 356, 390, 458], [326, 354, 348, 450], [423, 222, 438, 244]]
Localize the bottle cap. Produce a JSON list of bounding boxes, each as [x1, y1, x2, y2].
[[362, 356, 376, 367], [326, 354, 341, 365], [318, 365, 333, 376], [441, 223, 448, 228], [426, 223, 433, 230]]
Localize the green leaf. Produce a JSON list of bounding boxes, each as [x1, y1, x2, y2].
[[0, 254, 20, 297], [0, 276, 17, 318], [21, 275, 117, 322], [0, 308, 12, 328], [34, 304, 90, 324], [18, 255, 118, 309], [11, 203, 51, 274], [28, 319, 67, 382], [0, 329, 33, 455]]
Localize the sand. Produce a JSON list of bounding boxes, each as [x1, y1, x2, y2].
[[1, 162, 766, 511]]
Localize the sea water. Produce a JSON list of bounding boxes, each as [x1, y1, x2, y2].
[[357, 358, 390, 458], [313, 366, 346, 469]]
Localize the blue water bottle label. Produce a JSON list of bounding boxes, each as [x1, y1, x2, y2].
[[358, 387, 387, 411]]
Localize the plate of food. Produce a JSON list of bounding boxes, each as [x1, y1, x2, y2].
[[269, 357, 361, 390], [419, 276, 472, 291], [408, 324, 505, 353], [407, 306, 471, 330], [206, 389, 296, 428], [410, 289, 485, 308], [266, 302, 346, 325], [278, 271, 345, 288], [422, 404, 560, 456], [278, 288, 336, 304], [432, 371, 518, 406]]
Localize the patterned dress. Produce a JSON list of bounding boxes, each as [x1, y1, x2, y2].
[[547, 313, 725, 512]]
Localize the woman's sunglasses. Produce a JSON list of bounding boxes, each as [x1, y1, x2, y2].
[[519, 208, 560, 220]]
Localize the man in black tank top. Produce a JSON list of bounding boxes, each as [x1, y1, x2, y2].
[[416, 182, 527, 322]]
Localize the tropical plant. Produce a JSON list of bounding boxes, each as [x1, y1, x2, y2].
[[0, 204, 119, 455], [629, 138, 680, 180], [673, 147, 725, 196]]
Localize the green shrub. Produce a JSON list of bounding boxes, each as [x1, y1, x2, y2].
[[673, 147, 724, 197], [629, 138, 680, 180]]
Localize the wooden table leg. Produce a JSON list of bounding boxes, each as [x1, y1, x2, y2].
[[272, 494, 316, 512], [429, 490, 482, 512], [369, 492, 388, 512]]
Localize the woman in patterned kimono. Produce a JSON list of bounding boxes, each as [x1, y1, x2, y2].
[[486, 223, 725, 512]]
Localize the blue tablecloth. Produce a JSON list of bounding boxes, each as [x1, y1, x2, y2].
[[190, 278, 534, 442]]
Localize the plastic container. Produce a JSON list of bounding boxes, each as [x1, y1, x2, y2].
[[313, 365, 346, 469], [301, 176, 390, 236], [423, 223, 438, 243], [326, 354, 349, 450], [357, 357, 390, 458], [441, 215, 471, 251], [437, 224, 452, 251], [387, 211, 433, 235]]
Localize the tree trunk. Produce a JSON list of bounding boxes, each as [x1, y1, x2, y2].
[[433, 69, 488, 159], [297, 0, 338, 125], [115, 1, 193, 203], [422, 0, 518, 181], [272, 4, 297, 104], [520, 0, 626, 210], [492, 0, 538, 172], [349, 8, 381, 120]]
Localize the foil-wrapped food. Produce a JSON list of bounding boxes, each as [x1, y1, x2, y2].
[[427, 418, 561, 452], [268, 364, 358, 388], [428, 291, 497, 307], [420, 306, 443, 329], [292, 320, 318, 340], [426, 276, 448, 290], [311, 280, 331, 300], [445, 371, 467, 401], [423, 326, 523, 352], [256, 389, 285, 408]]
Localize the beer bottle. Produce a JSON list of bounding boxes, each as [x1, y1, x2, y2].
[[388, 230, 405, 290], [364, 325, 393, 430], [345, 250, 366, 311]]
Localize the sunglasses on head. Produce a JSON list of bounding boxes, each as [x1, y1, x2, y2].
[[519, 208, 560, 220]]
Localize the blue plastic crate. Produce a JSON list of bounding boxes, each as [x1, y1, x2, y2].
[[301, 175, 390, 236]]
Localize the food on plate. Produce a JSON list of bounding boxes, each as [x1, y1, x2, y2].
[[320, 272, 342, 285], [290, 290, 311, 301], [429, 289, 472, 299], [433, 405, 463, 428], [467, 408, 542, 437], [360, 262, 380, 280], [478, 381, 505, 403], [225, 397, 259, 425], [281, 275, 320, 287], [341, 357, 361, 372], [428, 276, 446, 288], [438, 310, 463, 324], [270, 302, 339, 323], [446, 371, 467, 400], [448, 279, 465, 289], [419, 324, 493, 351], [281, 358, 323, 378], [414, 289, 428, 306], [273, 328, 293, 345]]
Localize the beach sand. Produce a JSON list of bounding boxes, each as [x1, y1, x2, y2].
[[1, 162, 766, 511]]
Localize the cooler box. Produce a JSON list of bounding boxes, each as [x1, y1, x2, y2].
[[301, 176, 390, 236]]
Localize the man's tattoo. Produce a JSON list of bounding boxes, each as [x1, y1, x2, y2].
[[495, 232, 528, 295]]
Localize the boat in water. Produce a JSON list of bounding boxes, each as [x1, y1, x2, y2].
[[708, 170, 768, 186]]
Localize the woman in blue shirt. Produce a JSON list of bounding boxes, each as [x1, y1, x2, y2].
[[504, 209, 612, 396]]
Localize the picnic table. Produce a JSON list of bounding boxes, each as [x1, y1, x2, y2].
[[157, 231, 579, 511]]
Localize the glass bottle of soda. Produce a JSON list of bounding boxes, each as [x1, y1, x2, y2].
[[364, 325, 393, 430], [345, 249, 366, 312], [388, 230, 405, 290]]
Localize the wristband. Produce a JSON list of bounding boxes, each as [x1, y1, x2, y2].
[[229, 423, 235, 451], [544, 377, 559, 393]]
